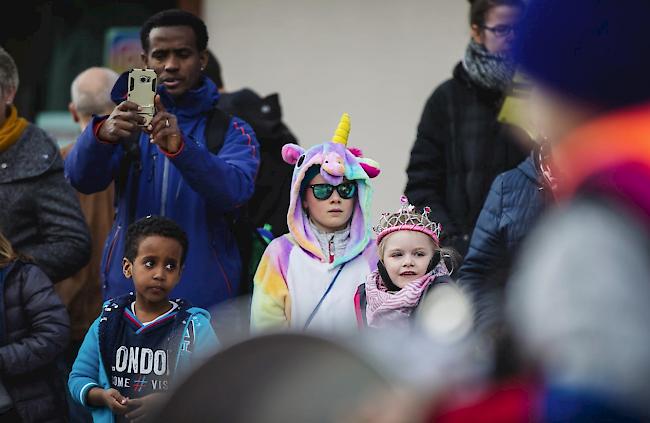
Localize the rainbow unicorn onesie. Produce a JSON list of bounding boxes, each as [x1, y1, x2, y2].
[[250, 113, 381, 333]]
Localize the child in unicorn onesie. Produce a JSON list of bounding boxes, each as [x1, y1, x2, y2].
[[251, 113, 381, 333]]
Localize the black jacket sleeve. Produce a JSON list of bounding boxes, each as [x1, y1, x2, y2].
[[405, 85, 459, 238], [0, 264, 70, 375], [24, 168, 91, 283]]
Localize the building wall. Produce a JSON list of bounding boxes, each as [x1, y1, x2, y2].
[[205, 0, 469, 221]]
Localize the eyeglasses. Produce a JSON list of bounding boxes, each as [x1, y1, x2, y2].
[[309, 182, 357, 200], [481, 24, 518, 38]]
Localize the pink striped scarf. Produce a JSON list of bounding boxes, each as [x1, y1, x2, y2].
[[365, 262, 449, 329]]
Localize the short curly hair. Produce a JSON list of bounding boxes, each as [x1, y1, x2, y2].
[[140, 9, 208, 53], [124, 215, 189, 265]]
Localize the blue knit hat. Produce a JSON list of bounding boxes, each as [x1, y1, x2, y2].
[[514, 0, 650, 110]]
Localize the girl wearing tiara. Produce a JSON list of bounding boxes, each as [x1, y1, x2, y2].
[[355, 196, 458, 329]]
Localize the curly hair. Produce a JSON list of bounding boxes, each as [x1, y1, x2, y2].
[[124, 215, 189, 265], [140, 9, 208, 53]]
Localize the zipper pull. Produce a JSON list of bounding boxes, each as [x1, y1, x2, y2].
[[329, 236, 334, 263]]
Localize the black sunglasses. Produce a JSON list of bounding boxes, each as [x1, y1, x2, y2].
[[309, 182, 357, 200]]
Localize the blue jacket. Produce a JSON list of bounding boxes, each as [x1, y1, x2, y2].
[[0, 261, 70, 422], [68, 294, 218, 423], [459, 155, 549, 324], [64, 75, 260, 309]]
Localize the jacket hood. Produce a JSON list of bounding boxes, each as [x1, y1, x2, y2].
[[518, 154, 539, 184], [281, 113, 381, 266], [111, 71, 219, 118]]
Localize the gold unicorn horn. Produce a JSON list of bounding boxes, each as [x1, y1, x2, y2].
[[331, 113, 351, 145]]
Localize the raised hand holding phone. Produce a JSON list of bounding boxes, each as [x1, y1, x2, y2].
[[147, 94, 182, 154], [97, 68, 157, 143], [97, 101, 145, 143]]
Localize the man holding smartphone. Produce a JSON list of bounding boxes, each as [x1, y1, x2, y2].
[[64, 9, 260, 312]]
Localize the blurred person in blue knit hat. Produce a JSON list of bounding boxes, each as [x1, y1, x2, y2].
[[418, 1, 650, 422], [504, 0, 650, 422]]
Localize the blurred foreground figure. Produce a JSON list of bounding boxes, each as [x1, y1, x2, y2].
[[148, 283, 483, 423], [504, 0, 650, 422], [148, 333, 390, 423], [421, 1, 650, 421]]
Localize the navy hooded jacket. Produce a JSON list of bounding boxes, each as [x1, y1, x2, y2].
[[64, 74, 259, 310], [459, 155, 549, 326]]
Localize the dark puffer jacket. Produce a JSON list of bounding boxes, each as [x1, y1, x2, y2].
[[405, 62, 529, 257], [0, 260, 70, 422], [458, 154, 550, 330], [0, 124, 90, 282]]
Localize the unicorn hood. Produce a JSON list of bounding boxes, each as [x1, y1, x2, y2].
[[281, 113, 381, 267]]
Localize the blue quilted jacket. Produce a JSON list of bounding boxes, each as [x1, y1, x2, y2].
[[459, 154, 550, 328]]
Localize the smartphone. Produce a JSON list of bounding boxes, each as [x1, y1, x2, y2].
[[127, 68, 157, 126]]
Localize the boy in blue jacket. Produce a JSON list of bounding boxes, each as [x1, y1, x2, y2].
[[69, 215, 218, 422]]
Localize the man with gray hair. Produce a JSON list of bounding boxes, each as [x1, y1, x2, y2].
[[59, 67, 119, 395], [68, 67, 119, 128], [0, 46, 90, 283]]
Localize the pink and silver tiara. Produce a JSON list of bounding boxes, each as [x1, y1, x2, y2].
[[374, 195, 442, 245]]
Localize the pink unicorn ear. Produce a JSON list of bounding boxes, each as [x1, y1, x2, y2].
[[282, 144, 306, 165], [348, 147, 363, 158], [358, 158, 381, 178]]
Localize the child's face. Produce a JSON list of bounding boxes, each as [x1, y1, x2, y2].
[[382, 231, 436, 289], [302, 173, 356, 232], [122, 235, 183, 306]]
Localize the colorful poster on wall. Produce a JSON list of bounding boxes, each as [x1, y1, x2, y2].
[[104, 27, 143, 74]]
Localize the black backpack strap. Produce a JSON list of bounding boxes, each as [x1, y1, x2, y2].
[[433, 274, 453, 285], [204, 107, 260, 296], [354, 283, 368, 328], [203, 106, 244, 229], [205, 106, 232, 154]]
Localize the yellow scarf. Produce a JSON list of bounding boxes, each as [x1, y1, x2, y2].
[[0, 105, 28, 153]]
